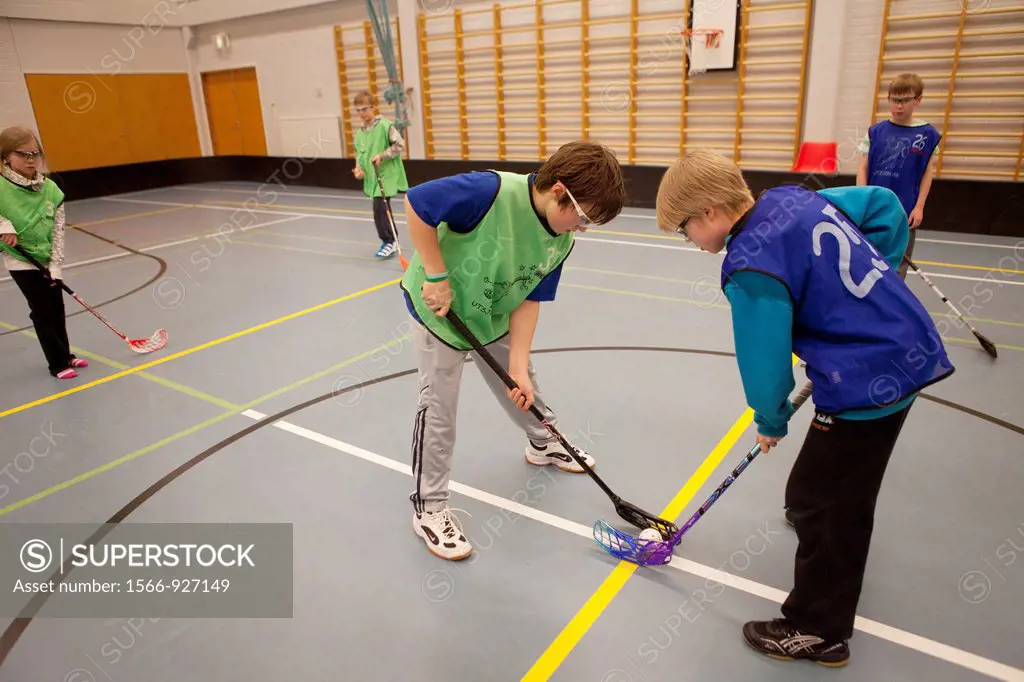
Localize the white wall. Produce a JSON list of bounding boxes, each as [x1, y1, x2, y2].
[[832, 0, 887, 175], [190, 0, 376, 157], [0, 19, 38, 134]]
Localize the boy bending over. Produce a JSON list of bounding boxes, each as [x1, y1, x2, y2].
[[656, 150, 954, 666]]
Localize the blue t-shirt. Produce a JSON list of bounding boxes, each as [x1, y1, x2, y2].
[[401, 171, 564, 321]]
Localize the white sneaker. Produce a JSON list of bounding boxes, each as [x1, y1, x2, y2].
[[413, 507, 473, 560], [525, 439, 596, 473]]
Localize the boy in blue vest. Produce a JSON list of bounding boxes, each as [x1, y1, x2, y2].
[[655, 150, 954, 667], [401, 140, 627, 560], [857, 73, 939, 278]]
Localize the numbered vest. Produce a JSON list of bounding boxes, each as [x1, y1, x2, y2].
[[720, 185, 954, 414], [866, 121, 941, 215]]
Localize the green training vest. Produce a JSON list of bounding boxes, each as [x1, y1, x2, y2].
[[0, 176, 64, 265], [402, 171, 575, 350], [354, 118, 409, 198]]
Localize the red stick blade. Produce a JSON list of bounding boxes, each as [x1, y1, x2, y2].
[[129, 329, 168, 354]]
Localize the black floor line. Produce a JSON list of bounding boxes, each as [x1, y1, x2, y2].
[[0, 345, 1018, 666], [0, 225, 168, 337]]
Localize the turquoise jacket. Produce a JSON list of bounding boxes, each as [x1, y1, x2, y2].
[[723, 186, 918, 438]]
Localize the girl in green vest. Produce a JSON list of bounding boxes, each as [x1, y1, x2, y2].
[[0, 126, 88, 379], [351, 91, 408, 259]]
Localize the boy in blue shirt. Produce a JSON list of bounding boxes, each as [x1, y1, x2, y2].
[[401, 141, 627, 560], [857, 73, 939, 278], [655, 150, 954, 667]]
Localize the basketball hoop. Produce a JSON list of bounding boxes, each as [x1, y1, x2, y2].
[[681, 28, 723, 76]]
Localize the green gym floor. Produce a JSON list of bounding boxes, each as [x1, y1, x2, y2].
[[0, 180, 1022, 682]]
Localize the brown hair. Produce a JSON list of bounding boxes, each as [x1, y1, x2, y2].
[[353, 90, 376, 107], [655, 150, 753, 233], [888, 73, 924, 99], [534, 140, 626, 225], [0, 126, 44, 165]]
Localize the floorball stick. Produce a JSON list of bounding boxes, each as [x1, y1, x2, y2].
[[13, 245, 168, 354], [373, 162, 409, 271], [595, 381, 815, 566], [903, 255, 997, 359], [445, 309, 679, 539]]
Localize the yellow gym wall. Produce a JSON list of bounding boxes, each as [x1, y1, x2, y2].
[[872, 0, 1024, 180], [412, 0, 815, 171], [25, 73, 202, 172]]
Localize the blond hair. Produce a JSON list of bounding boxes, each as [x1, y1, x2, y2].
[[888, 73, 924, 99], [655, 150, 753, 233], [353, 90, 376, 107], [0, 126, 43, 164]]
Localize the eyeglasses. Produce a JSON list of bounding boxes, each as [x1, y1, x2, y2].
[[560, 181, 593, 226], [11, 150, 42, 160], [674, 216, 692, 242]]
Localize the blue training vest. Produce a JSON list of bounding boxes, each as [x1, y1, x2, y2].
[[866, 121, 941, 215], [721, 186, 954, 415]]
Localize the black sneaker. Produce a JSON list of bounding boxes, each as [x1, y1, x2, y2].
[[743, 619, 850, 667]]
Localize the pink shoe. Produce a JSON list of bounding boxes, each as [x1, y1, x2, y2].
[[55, 368, 78, 380], [70, 358, 89, 368]]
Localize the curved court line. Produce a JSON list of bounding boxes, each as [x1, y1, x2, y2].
[[0, 226, 168, 338], [1, 346, 1019, 674], [0, 277, 401, 421]]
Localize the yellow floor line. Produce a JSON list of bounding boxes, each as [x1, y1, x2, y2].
[[0, 336, 408, 519], [914, 259, 1024, 276], [565, 283, 730, 310], [522, 405, 761, 680], [0, 321, 239, 410], [232, 238, 377, 262], [203, 199, 379, 217], [523, 355, 800, 680], [72, 205, 192, 228], [0, 277, 400, 421]]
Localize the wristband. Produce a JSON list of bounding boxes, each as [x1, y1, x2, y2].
[[425, 271, 448, 282]]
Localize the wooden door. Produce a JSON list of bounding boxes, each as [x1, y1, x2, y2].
[[201, 67, 267, 156]]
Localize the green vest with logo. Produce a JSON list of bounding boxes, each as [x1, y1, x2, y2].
[[402, 171, 575, 350], [355, 118, 409, 198], [0, 176, 64, 265]]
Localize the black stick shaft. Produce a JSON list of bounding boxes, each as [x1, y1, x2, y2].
[[444, 309, 620, 501]]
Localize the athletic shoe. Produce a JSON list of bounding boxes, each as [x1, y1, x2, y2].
[[70, 357, 88, 369], [742, 619, 850, 667], [525, 439, 596, 473], [413, 506, 473, 561], [54, 368, 78, 380], [376, 242, 397, 259]]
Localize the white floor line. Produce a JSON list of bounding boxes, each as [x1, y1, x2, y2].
[[103, 186, 1016, 252], [99, 196, 381, 224], [95, 196, 1021, 287], [0, 215, 306, 284], [575, 236, 1024, 286], [239, 407, 1024, 682]]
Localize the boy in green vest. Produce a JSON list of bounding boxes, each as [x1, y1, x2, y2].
[[351, 91, 408, 259], [400, 140, 627, 560]]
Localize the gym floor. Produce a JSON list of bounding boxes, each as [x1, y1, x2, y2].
[[0, 180, 1022, 682]]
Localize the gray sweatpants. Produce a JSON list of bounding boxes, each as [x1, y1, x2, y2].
[[410, 317, 558, 513]]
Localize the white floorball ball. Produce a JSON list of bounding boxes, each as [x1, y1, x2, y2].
[[638, 528, 662, 544]]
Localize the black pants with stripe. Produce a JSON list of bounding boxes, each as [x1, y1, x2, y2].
[[373, 196, 394, 244], [10, 269, 74, 375], [781, 402, 914, 642]]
